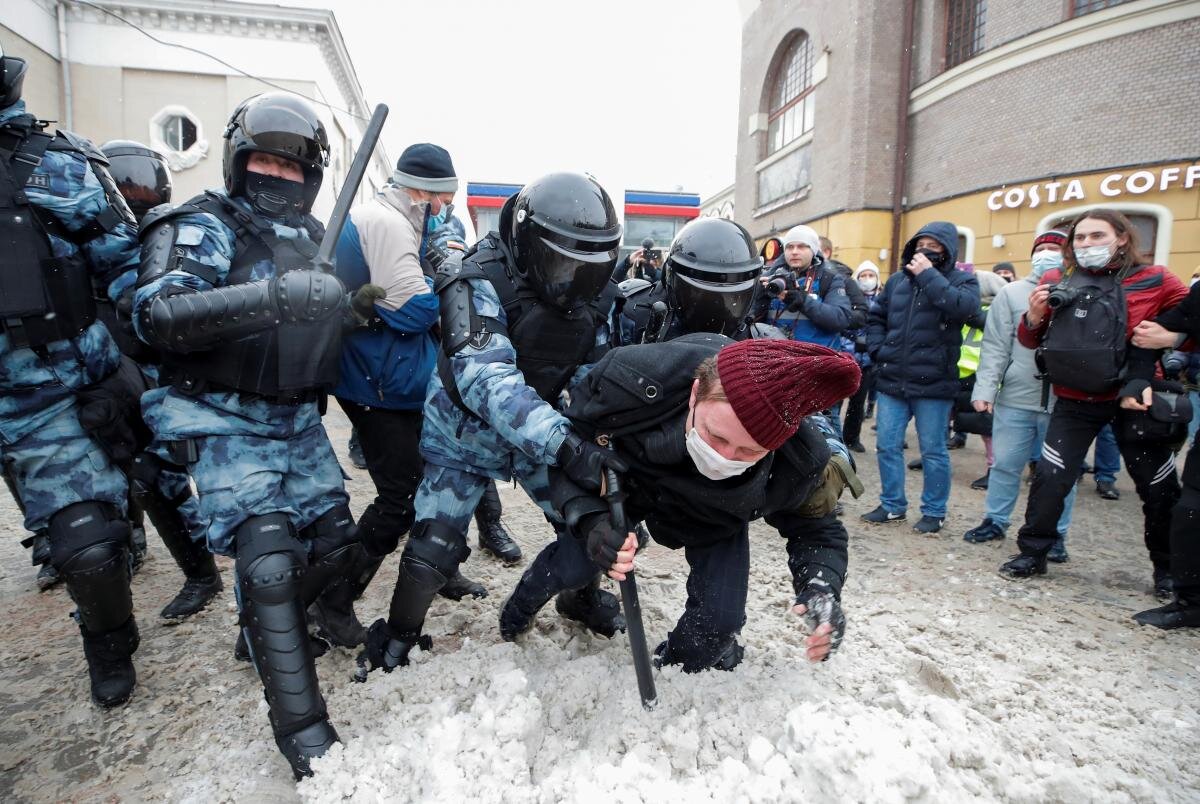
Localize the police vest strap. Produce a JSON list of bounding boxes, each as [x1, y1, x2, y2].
[[0, 118, 53, 190]]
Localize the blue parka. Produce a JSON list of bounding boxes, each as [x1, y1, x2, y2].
[[866, 222, 981, 399]]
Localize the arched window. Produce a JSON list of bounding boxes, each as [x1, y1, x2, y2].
[[766, 32, 815, 155]]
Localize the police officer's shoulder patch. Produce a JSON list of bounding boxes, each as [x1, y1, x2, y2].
[[25, 174, 49, 189], [469, 330, 493, 349]]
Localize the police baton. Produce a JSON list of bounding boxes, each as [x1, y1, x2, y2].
[[600, 450, 657, 711], [313, 103, 388, 273]]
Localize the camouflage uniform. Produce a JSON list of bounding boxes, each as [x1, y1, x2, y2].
[[0, 100, 135, 531], [132, 194, 349, 556]]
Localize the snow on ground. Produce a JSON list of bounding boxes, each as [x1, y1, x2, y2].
[[1, 403, 1198, 803]]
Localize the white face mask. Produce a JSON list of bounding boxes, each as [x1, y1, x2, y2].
[[1074, 244, 1113, 270], [857, 276, 878, 292], [1030, 250, 1063, 279], [685, 426, 758, 481]]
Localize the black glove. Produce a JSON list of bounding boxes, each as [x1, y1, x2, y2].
[[794, 578, 845, 661], [579, 511, 626, 570], [555, 431, 628, 492], [76, 356, 151, 465], [425, 238, 465, 275]]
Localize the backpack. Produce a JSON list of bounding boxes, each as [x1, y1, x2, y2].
[[1036, 267, 1130, 395]]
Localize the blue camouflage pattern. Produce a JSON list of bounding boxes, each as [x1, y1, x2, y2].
[[0, 404, 128, 531], [412, 459, 557, 537], [0, 101, 139, 446], [419, 275, 611, 478], [132, 191, 348, 554], [140, 385, 348, 555]]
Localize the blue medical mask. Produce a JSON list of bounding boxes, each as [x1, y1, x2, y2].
[[426, 201, 453, 233], [1029, 250, 1063, 279], [1074, 244, 1113, 271]]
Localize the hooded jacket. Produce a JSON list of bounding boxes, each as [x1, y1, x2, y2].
[[332, 185, 440, 409], [866, 222, 981, 399], [757, 252, 852, 348]]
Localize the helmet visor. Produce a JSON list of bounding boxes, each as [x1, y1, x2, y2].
[[527, 235, 617, 311], [670, 272, 758, 335], [241, 103, 328, 167]]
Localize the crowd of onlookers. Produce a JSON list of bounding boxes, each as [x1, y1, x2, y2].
[[753, 213, 1200, 629]]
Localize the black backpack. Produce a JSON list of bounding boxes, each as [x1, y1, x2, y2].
[[1036, 267, 1131, 395]]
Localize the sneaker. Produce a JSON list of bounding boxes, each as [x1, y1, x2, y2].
[[848, 441, 866, 454], [970, 471, 989, 490], [1047, 546, 1070, 563], [912, 515, 944, 534], [160, 574, 223, 620], [861, 505, 906, 524], [907, 458, 923, 471], [35, 563, 61, 591], [1095, 481, 1120, 500], [947, 433, 967, 450], [999, 553, 1047, 579], [963, 519, 1005, 543], [1133, 598, 1200, 630]]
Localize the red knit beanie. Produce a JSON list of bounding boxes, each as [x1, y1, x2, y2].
[[1031, 229, 1067, 253], [715, 340, 861, 451]]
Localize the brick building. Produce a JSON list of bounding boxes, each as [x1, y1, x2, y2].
[[733, 0, 1200, 279]]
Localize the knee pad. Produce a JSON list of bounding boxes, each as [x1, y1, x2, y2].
[[235, 513, 306, 607], [401, 520, 470, 591], [47, 501, 133, 632], [303, 504, 359, 568]]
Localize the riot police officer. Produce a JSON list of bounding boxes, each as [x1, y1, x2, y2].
[[132, 93, 358, 779], [100, 139, 222, 620], [0, 46, 144, 707], [356, 171, 629, 676]]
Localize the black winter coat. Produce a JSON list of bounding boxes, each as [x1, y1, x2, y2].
[[866, 222, 981, 399]]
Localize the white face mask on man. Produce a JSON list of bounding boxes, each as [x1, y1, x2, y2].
[[685, 426, 758, 480], [1030, 250, 1063, 279]]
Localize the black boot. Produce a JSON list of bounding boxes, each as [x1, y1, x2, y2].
[[653, 636, 744, 672], [555, 578, 625, 638], [157, 520, 223, 620], [1153, 568, 1174, 602], [79, 616, 139, 708], [438, 568, 487, 600], [354, 619, 432, 680], [36, 562, 61, 591], [999, 553, 1047, 579], [970, 470, 990, 490], [308, 552, 384, 648], [1133, 596, 1200, 630], [475, 482, 521, 563]]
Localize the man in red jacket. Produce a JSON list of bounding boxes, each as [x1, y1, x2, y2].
[[1002, 210, 1187, 596]]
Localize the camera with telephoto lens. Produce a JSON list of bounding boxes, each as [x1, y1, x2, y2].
[[1045, 282, 1079, 311], [766, 268, 796, 296]]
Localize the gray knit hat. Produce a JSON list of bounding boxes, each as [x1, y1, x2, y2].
[[392, 143, 458, 192]]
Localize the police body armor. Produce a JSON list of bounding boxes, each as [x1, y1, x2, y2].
[[436, 232, 615, 412], [0, 115, 129, 350], [141, 191, 338, 402]]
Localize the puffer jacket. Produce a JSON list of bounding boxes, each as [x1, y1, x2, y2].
[[866, 222, 981, 399], [333, 186, 439, 410]]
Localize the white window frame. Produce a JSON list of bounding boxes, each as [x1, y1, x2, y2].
[[149, 105, 209, 172], [957, 225, 976, 264], [1035, 202, 1173, 265]]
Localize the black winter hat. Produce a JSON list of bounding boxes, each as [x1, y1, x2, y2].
[[393, 143, 458, 193]]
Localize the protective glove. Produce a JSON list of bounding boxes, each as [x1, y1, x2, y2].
[[556, 431, 629, 492], [579, 511, 626, 571], [793, 577, 845, 661], [426, 235, 466, 275], [349, 283, 387, 326]]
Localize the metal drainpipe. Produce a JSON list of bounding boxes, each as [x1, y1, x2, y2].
[[888, 0, 916, 274], [57, 1, 73, 130]]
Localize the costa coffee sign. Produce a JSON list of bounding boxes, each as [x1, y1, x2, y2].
[[986, 164, 1200, 211]]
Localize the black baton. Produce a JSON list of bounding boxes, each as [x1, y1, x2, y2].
[[602, 463, 657, 710]]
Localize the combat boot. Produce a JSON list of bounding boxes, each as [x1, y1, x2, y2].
[[999, 553, 1047, 579], [478, 520, 522, 564], [157, 524, 222, 620], [79, 615, 139, 708], [36, 563, 61, 591], [161, 574, 223, 620], [437, 568, 487, 600], [354, 619, 432, 680], [555, 578, 625, 638], [307, 552, 383, 648]]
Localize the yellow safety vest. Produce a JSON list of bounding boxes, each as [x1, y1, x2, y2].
[[958, 304, 988, 378]]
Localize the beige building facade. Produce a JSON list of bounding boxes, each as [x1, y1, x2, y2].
[[2, 0, 390, 219], [734, 0, 1200, 279]]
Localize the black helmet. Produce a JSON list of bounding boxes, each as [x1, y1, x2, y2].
[[0, 43, 28, 109], [100, 140, 172, 221], [503, 172, 621, 311], [664, 217, 762, 335], [222, 92, 328, 215]]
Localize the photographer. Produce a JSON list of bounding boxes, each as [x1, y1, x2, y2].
[[1130, 279, 1200, 628], [612, 237, 662, 283], [754, 224, 852, 349], [1001, 209, 1188, 592]]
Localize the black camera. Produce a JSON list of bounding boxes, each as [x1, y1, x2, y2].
[[1045, 283, 1079, 310], [642, 248, 662, 264], [766, 268, 795, 296]]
